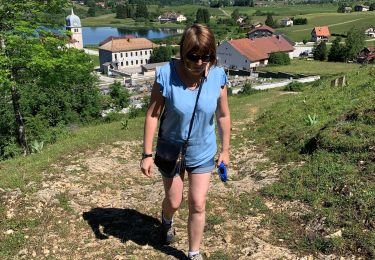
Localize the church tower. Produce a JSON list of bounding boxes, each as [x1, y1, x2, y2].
[[66, 9, 83, 49]]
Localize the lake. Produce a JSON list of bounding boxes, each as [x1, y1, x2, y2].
[[82, 27, 184, 46]]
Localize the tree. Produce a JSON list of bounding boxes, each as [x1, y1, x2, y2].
[[135, 4, 149, 18], [231, 9, 240, 21], [265, 13, 276, 28], [345, 27, 365, 61], [268, 52, 291, 65], [0, 0, 101, 159], [328, 37, 346, 62], [370, 3, 375, 11], [196, 8, 210, 23], [150, 46, 173, 63], [109, 82, 130, 109], [293, 17, 308, 25], [313, 41, 327, 61], [85, 0, 96, 7], [88, 7, 96, 17], [116, 4, 127, 18]]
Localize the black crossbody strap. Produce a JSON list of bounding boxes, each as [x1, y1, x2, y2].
[[184, 76, 205, 148]]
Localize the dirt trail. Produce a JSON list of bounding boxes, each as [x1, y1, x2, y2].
[[2, 109, 345, 259]]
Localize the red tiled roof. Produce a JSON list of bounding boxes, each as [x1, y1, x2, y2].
[[99, 35, 136, 46], [228, 35, 294, 62], [312, 26, 330, 37], [247, 25, 275, 35], [99, 37, 157, 52]]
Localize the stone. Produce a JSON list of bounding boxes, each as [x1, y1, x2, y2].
[[18, 249, 28, 255], [4, 229, 14, 235], [325, 230, 342, 239]]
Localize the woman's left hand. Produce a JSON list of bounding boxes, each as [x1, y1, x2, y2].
[[217, 150, 230, 167]]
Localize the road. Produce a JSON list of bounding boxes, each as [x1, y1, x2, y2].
[[84, 48, 99, 56]]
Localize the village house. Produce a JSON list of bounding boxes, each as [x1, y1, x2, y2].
[[65, 9, 83, 49], [280, 17, 293, 27], [247, 25, 275, 38], [344, 6, 352, 13], [99, 36, 157, 73], [365, 27, 375, 37], [217, 35, 294, 72], [158, 12, 187, 23], [357, 47, 375, 63], [311, 26, 330, 42], [354, 5, 369, 12], [95, 2, 106, 8], [236, 16, 245, 25]]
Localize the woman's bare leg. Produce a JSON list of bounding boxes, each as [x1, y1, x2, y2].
[[187, 172, 211, 252], [162, 174, 184, 219]]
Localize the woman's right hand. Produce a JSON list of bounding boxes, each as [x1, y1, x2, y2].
[[140, 157, 154, 178]]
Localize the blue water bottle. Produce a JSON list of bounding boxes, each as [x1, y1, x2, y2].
[[218, 162, 228, 182]]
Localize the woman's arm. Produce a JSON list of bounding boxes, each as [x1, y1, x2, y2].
[[141, 82, 165, 177], [216, 85, 231, 166]]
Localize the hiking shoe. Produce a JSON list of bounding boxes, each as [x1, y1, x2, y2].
[[188, 253, 204, 260], [160, 222, 175, 245]]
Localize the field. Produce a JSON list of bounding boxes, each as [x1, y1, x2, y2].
[[223, 3, 338, 16], [258, 59, 362, 77], [81, 4, 225, 27], [277, 11, 375, 42]]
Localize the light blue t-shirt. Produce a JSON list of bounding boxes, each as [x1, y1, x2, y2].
[[155, 61, 228, 167]]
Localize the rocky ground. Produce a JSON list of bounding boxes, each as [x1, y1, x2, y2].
[[1, 115, 359, 259]]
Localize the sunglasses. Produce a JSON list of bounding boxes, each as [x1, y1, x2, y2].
[[186, 53, 213, 62]]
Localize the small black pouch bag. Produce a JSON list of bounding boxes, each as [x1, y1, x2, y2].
[[155, 76, 205, 177]]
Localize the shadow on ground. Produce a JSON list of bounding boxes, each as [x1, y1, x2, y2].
[[82, 208, 186, 259]]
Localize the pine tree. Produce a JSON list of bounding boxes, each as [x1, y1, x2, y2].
[[136, 4, 149, 18], [328, 37, 345, 62], [265, 13, 275, 28], [313, 41, 327, 61]]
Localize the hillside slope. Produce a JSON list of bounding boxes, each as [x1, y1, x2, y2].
[[1, 66, 374, 259]]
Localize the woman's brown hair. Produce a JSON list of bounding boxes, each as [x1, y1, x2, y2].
[[179, 23, 217, 66]]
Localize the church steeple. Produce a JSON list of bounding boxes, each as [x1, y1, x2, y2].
[[65, 8, 83, 49]]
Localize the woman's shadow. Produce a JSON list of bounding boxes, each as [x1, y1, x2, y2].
[[82, 208, 187, 259]]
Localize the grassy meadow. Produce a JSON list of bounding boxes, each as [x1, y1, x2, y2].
[[223, 3, 338, 16], [259, 59, 362, 77], [277, 11, 375, 42], [252, 66, 375, 258], [81, 4, 225, 27]]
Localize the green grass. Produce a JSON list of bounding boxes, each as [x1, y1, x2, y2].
[[0, 117, 144, 190], [277, 11, 375, 42], [88, 54, 100, 67], [223, 3, 338, 16], [259, 59, 362, 77], [252, 66, 375, 257], [81, 4, 224, 27]]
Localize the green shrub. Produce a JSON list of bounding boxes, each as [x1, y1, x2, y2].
[[269, 52, 291, 65], [240, 82, 260, 95], [284, 81, 304, 92]]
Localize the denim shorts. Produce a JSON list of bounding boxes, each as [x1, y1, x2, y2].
[[159, 157, 215, 178]]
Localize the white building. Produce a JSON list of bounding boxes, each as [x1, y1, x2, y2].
[[99, 36, 157, 73], [365, 27, 375, 37], [65, 9, 83, 49], [158, 12, 187, 23], [217, 36, 294, 71], [280, 18, 293, 27]]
